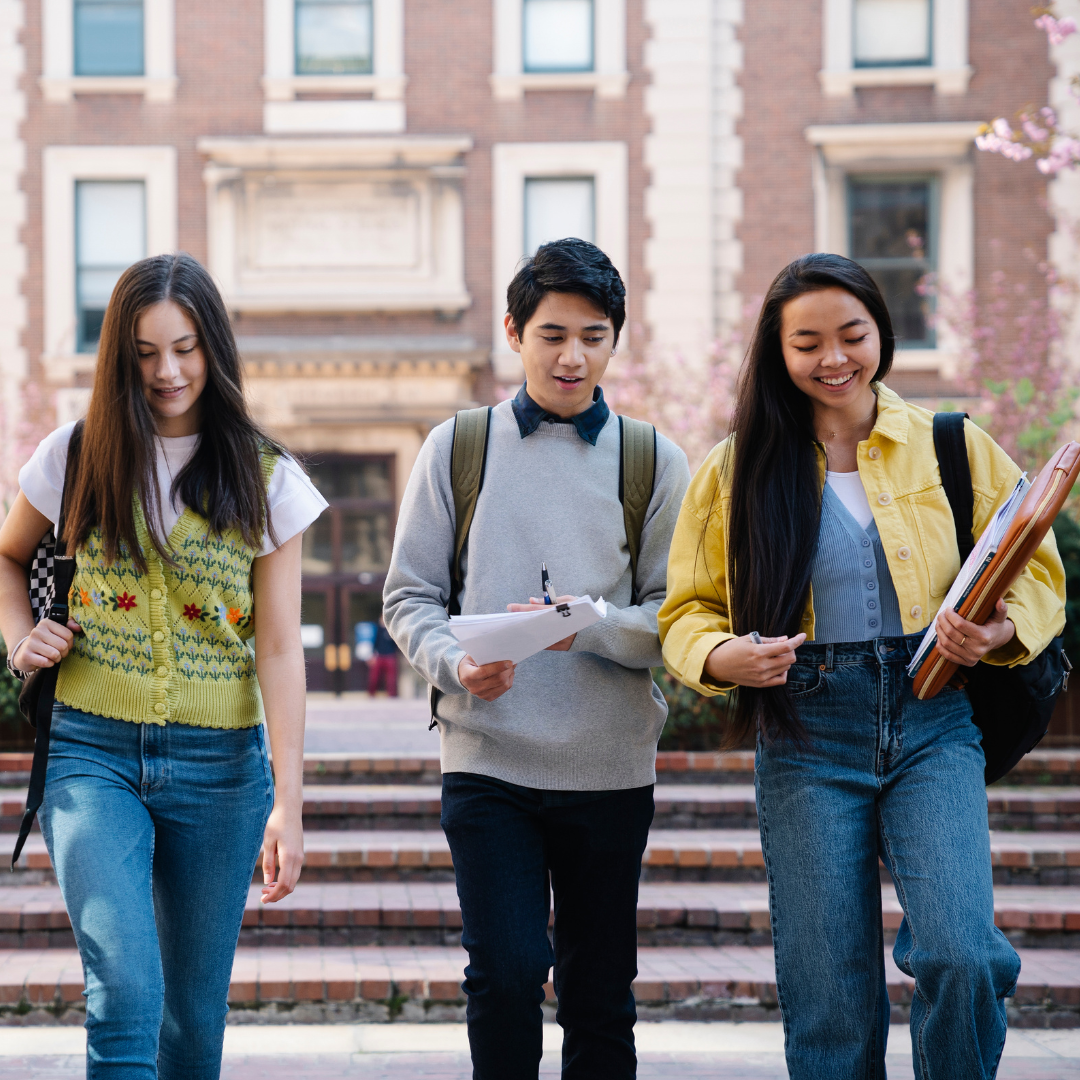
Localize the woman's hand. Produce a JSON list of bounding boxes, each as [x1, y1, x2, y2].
[[260, 801, 304, 904], [506, 594, 577, 651], [934, 599, 1015, 668], [12, 617, 82, 672], [704, 633, 807, 688]]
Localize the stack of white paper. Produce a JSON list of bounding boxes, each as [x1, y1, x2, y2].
[[450, 596, 608, 665], [907, 474, 1031, 674]]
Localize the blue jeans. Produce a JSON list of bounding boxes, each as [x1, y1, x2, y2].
[[756, 635, 1020, 1080], [39, 704, 274, 1080], [441, 772, 654, 1080]]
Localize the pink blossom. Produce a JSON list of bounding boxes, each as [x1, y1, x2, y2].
[[1037, 136, 1080, 173], [1035, 13, 1077, 45]]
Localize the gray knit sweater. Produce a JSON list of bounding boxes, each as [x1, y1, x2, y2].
[[383, 399, 690, 790]]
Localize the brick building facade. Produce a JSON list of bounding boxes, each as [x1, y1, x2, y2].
[[0, 0, 1071, 689]]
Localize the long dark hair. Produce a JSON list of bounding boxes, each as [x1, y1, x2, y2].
[[65, 252, 283, 570], [721, 253, 895, 744]]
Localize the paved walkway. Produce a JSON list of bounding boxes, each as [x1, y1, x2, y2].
[[0, 1024, 1078, 1078], [305, 697, 433, 754]]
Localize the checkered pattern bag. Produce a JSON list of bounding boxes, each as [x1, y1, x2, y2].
[[28, 533, 56, 624]]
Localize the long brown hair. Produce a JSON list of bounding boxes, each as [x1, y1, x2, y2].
[[65, 253, 283, 571], [715, 253, 895, 745]]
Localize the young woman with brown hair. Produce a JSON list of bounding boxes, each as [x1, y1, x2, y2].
[[0, 252, 326, 1079], [659, 253, 1065, 1079]]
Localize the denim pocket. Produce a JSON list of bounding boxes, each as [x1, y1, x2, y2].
[[786, 664, 825, 699]]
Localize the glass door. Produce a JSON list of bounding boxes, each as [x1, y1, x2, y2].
[[299, 454, 396, 694]]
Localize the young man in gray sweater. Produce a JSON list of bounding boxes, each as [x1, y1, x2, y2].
[[383, 239, 690, 1079]]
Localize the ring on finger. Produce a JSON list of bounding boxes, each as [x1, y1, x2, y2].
[[960, 635, 967, 647]]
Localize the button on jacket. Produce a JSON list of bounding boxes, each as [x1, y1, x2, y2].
[[658, 384, 1067, 695]]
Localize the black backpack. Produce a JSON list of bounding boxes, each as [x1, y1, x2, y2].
[[932, 413, 1071, 784]]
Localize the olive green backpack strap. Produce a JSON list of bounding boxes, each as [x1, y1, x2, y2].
[[618, 415, 657, 604], [430, 406, 491, 729], [449, 406, 492, 615]]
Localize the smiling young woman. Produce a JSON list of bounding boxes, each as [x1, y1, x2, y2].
[[658, 253, 1066, 1079], [0, 253, 327, 1080]]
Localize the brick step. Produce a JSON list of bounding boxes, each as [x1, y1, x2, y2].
[[11, 830, 1080, 886], [2, 882, 1077, 951], [297, 749, 1080, 787], [2, 748, 1077, 789], [3, 783, 1075, 835], [0, 945, 1074, 1027]]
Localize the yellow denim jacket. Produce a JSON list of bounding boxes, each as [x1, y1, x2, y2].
[[658, 384, 1067, 695]]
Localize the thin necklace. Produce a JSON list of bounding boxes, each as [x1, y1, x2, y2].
[[821, 403, 877, 442]]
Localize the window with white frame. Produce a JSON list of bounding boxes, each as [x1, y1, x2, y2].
[[848, 175, 937, 348], [491, 0, 625, 99], [819, 0, 968, 96], [853, 0, 931, 67], [41, 0, 175, 101], [43, 145, 176, 374], [523, 0, 594, 73], [295, 0, 373, 74], [75, 180, 146, 351], [74, 0, 144, 75], [524, 177, 595, 253]]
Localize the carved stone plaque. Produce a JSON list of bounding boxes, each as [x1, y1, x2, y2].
[[251, 181, 421, 271]]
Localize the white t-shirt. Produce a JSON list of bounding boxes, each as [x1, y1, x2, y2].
[[19, 422, 328, 557], [825, 469, 874, 531]]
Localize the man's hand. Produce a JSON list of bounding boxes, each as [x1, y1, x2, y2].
[[704, 633, 807, 688], [934, 599, 1015, 668], [459, 655, 516, 701], [506, 595, 577, 651]]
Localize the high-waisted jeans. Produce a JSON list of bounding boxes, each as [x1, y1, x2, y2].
[[756, 634, 1020, 1080], [39, 703, 274, 1080]]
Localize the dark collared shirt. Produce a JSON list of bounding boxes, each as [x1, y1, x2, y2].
[[510, 384, 610, 445]]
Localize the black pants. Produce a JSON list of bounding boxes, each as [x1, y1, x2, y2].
[[441, 771, 655, 1080]]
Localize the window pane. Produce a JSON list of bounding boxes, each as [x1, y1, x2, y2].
[[296, 0, 373, 74], [524, 178, 594, 255], [301, 511, 334, 575], [74, 0, 144, 76], [854, 0, 930, 65], [341, 510, 392, 574], [523, 0, 593, 72], [849, 178, 934, 347], [307, 458, 392, 500], [76, 180, 145, 352]]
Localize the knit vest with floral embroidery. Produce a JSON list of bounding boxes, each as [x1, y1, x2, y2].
[[56, 456, 277, 729]]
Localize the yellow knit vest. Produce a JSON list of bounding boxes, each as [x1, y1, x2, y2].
[[56, 456, 277, 729]]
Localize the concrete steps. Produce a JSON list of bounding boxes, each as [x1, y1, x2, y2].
[[2, 881, 1078, 951], [0, 944, 1074, 1027]]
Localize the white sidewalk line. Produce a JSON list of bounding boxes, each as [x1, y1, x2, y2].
[[0, 1023, 1077, 1058]]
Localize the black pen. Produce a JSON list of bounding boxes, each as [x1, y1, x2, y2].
[[542, 562, 557, 605]]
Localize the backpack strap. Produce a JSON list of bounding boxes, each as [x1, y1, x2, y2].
[[932, 412, 974, 563], [448, 406, 491, 617], [618, 415, 657, 604], [55, 418, 85, 557], [430, 406, 490, 730]]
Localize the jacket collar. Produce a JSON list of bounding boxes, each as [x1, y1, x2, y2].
[[510, 383, 610, 445], [870, 383, 909, 445]]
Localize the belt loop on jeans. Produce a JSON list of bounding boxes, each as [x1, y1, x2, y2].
[[824, 644, 834, 672]]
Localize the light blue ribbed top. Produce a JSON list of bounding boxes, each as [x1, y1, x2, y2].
[[811, 482, 904, 643]]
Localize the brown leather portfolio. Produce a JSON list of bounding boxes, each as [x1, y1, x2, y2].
[[912, 441, 1080, 700]]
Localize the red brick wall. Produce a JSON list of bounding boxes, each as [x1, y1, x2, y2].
[[737, 0, 1055, 329], [18, 0, 649, 389]]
